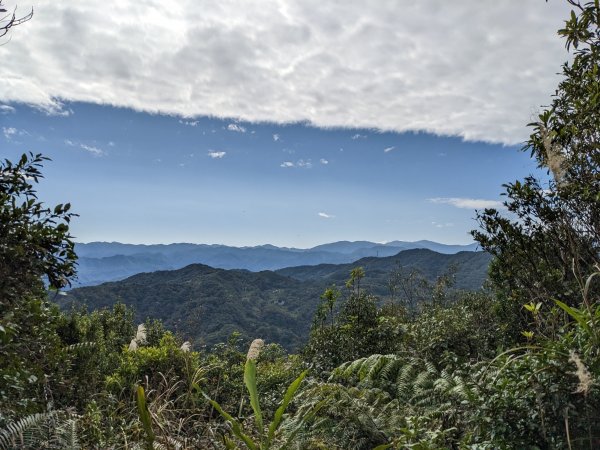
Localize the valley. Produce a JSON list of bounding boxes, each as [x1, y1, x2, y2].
[[63, 248, 491, 349]]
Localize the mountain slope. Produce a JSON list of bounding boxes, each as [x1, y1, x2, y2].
[[276, 249, 492, 296], [63, 264, 324, 349], [63, 249, 491, 349]]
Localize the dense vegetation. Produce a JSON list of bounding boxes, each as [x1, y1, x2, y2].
[[2, 1, 600, 448], [62, 249, 490, 350]]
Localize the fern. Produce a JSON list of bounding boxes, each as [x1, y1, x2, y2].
[[0, 410, 80, 450]]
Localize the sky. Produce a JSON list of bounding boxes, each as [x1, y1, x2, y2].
[[0, 1, 569, 248]]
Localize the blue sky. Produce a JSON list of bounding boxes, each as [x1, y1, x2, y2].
[[0, 1, 566, 247], [1, 102, 544, 247]]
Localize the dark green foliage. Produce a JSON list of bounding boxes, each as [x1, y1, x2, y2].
[[405, 292, 517, 361], [0, 154, 77, 420], [62, 264, 325, 350], [304, 268, 408, 374], [0, 153, 76, 300]]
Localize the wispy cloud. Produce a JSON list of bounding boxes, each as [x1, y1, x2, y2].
[[272, 134, 280, 141], [383, 146, 395, 153], [431, 221, 454, 228], [318, 212, 335, 219], [0, 105, 15, 114], [208, 150, 226, 159], [351, 133, 367, 140], [80, 144, 105, 156], [64, 139, 106, 157], [179, 119, 199, 127], [3, 127, 29, 140], [3, 127, 17, 139], [227, 123, 246, 133], [280, 159, 312, 168], [429, 197, 504, 209], [320, 158, 329, 164]]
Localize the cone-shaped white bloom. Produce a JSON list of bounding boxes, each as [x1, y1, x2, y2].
[[246, 338, 264, 361]]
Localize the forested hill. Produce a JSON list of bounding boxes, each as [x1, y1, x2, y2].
[[62, 249, 490, 349], [277, 249, 492, 296]]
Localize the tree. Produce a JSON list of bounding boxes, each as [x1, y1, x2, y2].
[[0, 153, 77, 418], [0, 0, 33, 39], [0, 153, 77, 303], [473, 0, 600, 311]]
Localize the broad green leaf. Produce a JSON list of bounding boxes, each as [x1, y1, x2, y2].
[[244, 360, 264, 436], [267, 370, 308, 446], [555, 299, 590, 334], [136, 386, 155, 450]]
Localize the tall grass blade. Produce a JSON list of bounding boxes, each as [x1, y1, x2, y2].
[[136, 386, 155, 450]]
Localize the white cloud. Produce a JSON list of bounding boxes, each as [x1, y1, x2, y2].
[[3, 127, 17, 139], [318, 212, 335, 219], [429, 197, 504, 209], [0, 1, 571, 145], [179, 119, 199, 127], [0, 105, 15, 114], [431, 221, 454, 228], [351, 133, 367, 140], [280, 159, 312, 168], [297, 159, 312, 168], [273, 133, 280, 141], [208, 150, 226, 158], [383, 146, 395, 153], [64, 139, 105, 156], [320, 158, 328, 164], [80, 144, 104, 156], [227, 123, 246, 133], [3, 127, 29, 140]]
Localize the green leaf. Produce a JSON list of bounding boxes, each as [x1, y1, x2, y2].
[[136, 386, 155, 450], [244, 359, 263, 437], [555, 299, 590, 334], [208, 398, 257, 450], [266, 370, 308, 446]]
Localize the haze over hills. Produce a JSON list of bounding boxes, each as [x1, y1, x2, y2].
[[63, 248, 490, 349], [73, 240, 480, 287]]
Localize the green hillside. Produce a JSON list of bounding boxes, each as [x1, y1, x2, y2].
[[62, 264, 323, 349], [63, 249, 490, 349], [277, 249, 492, 296]]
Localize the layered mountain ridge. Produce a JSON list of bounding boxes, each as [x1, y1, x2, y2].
[[73, 240, 479, 287]]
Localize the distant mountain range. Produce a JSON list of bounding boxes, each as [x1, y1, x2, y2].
[[73, 240, 480, 287], [62, 248, 491, 349]]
